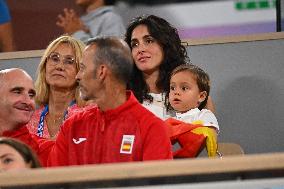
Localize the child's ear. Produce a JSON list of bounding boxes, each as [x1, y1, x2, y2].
[[198, 91, 207, 103]]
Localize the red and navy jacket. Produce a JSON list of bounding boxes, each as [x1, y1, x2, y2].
[[48, 91, 173, 166]]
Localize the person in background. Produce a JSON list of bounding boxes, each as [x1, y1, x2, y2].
[[0, 0, 15, 52], [26, 35, 87, 139], [125, 15, 215, 120], [0, 137, 41, 171], [0, 68, 54, 167], [56, 0, 125, 43], [48, 36, 172, 166]]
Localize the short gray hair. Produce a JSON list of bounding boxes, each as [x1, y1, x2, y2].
[[87, 36, 133, 84]]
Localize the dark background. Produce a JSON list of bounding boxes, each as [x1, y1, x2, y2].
[[6, 0, 80, 51]]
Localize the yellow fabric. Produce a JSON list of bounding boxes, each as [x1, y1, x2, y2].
[[191, 120, 217, 157]]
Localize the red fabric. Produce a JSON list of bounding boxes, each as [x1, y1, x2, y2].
[[2, 126, 54, 167], [173, 131, 206, 158], [48, 91, 173, 167], [166, 118, 200, 140], [165, 118, 206, 158]]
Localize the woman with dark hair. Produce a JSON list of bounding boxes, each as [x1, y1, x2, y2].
[[125, 15, 214, 119], [0, 137, 41, 171]]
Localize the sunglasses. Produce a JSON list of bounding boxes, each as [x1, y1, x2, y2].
[[47, 52, 76, 66]]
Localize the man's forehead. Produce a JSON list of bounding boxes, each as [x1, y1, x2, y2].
[[82, 46, 97, 64], [84, 46, 95, 56], [0, 69, 34, 89], [2, 68, 30, 77]]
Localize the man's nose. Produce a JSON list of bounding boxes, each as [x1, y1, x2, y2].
[[23, 94, 36, 109], [75, 72, 81, 83]]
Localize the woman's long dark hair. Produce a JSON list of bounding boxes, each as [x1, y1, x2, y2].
[[125, 15, 189, 103]]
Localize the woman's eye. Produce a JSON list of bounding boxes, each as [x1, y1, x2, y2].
[[64, 58, 75, 65], [51, 56, 60, 62], [170, 86, 175, 90], [3, 158, 13, 164], [130, 41, 138, 48], [146, 38, 154, 44]]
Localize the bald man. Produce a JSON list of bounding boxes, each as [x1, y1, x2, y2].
[[0, 68, 53, 166]]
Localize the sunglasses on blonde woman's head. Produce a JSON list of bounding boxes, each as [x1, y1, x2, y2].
[[47, 52, 76, 66]]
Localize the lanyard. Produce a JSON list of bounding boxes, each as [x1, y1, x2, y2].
[[37, 100, 76, 137]]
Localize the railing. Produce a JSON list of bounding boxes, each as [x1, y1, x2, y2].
[[1, 32, 284, 61], [0, 153, 284, 188]]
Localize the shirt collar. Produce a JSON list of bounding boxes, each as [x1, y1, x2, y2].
[[176, 108, 200, 119]]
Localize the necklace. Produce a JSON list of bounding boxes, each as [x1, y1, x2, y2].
[[51, 114, 64, 124], [37, 100, 76, 137], [46, 113, 64, 138]]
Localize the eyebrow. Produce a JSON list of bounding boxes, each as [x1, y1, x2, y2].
[[51, 52, 75, 58], [10, 86, 24, 92], [179, 82, 191, 85], [10, 86, 36, 95], [143, 35, 152, 38], [0, 153, 14, 159], [131, 34, 152, 41]]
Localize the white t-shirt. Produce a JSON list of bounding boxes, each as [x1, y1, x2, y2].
[[142, 93, 219, 133], [175, 108, 219, 133]]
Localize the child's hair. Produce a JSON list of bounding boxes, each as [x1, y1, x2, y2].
[[0, 137, 41, 168], [166, 63, 210, 110]]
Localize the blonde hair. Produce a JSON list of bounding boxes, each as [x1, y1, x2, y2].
[[35, 35, 86, 107]]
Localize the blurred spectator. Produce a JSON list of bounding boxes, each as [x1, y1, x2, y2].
[[0, 0, 15, 52], [0, 137, 41, 171], [56, 0, 125, 43]]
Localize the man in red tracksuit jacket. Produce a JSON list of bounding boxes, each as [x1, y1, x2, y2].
[[0, 68, 54, 166], [48, 37, 173, 166]]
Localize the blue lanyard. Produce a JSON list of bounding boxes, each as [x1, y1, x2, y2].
[[37, 100, 76, 137]]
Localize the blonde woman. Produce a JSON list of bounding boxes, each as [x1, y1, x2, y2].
[[27, 35, 87, 139]]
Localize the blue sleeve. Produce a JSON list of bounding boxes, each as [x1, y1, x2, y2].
[[0, 0, 11, 24]]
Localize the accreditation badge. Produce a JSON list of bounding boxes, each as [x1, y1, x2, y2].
[[120, 135, 135, 154]]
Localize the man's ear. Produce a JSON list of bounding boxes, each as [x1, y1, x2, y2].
[[96, 64, 107, 81], [198, 91, 207, 104]]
